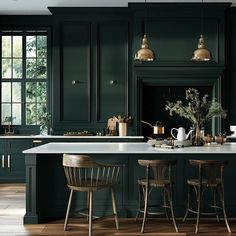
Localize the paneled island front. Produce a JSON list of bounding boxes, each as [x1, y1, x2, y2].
[[23, 142, 236, 224]]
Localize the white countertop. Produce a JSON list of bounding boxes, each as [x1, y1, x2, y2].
[[0, 135, 143, 139], [23, 142, 236, 154]]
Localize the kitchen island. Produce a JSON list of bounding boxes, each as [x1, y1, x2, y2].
[[23, 142, 236, 224]]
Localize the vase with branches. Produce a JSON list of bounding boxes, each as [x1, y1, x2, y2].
[[165, 88, 227, 146]]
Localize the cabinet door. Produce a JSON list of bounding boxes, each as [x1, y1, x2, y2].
[[0, 140, 6, 179], [97, 22, 129, 122], [6, 139, 32, 182], [61, 22, 91, 122]]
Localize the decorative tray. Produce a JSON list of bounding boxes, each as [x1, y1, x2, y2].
[[64, 131, 95, 136]]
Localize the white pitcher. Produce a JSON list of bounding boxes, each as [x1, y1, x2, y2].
[[171, 127, 193, 141]]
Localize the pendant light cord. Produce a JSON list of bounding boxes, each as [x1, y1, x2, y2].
[[144, 0, 147, 35], [201, 0, 204, 35]]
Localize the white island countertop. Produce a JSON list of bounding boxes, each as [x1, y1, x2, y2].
[[0, 135, 144, 139], [23, 142, 236, 154]]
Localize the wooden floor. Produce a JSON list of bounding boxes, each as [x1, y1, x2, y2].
[[1, 184, 236, 236]]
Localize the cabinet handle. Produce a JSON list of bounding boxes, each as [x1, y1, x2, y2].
[[33, 140, 43, 144], [7, 155, 11, 168], [1, 155, 4, 168], [109, 80, 115, 85]]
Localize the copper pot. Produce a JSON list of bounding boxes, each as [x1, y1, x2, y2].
[[141, 120, 165, 134]]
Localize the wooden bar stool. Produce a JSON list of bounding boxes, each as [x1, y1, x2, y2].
[[63, 154, 121, 236], [183, 159, 231, 233], [136, 159, 179, 233]]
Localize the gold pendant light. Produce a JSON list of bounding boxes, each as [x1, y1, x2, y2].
[[192, 34, 212, 61], [191, 0, 212, 61], [134, 34, 155, 61], [134, 0, 155, 62]]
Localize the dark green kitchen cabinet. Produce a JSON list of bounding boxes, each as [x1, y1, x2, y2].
[[0, 139, 32, 183], [96, 22, 129, 122], [50, 8, 130, 131], [61, 22, 91, 122]]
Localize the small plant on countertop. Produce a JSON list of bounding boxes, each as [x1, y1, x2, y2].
[[113, 115, 132, 123], [165, 88, 227, 146], [3, 116, 16, 125], [3, 116, 16, 134]]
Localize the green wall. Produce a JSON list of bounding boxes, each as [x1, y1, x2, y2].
[[1, 3, 235, 136]]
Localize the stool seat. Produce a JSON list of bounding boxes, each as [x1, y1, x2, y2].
[[67, 180, 115, 191], [187, 178, 222, 187], [138, 178, 171, 187]]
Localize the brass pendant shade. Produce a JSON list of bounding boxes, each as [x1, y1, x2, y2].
[[192, 34, 212, 61], [134, 34, 155, 62]]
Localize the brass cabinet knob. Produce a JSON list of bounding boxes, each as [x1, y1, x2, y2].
[[72, 80, 80, 85]]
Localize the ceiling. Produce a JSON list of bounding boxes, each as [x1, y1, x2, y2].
[[0, 0, 234, 15]]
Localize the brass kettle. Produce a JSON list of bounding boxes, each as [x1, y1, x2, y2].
[[141, 120, 165, 134]]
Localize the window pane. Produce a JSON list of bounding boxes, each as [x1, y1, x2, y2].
[[2, 58, 11, 78], [26, 103, 36, 125], [37, 82, 47, 102], [36, 103, 47, 124], [2, 36, 11, 57], [26, 36, 36, 57], [37, 36, 47, 58], [13, 36, 22, 57], [26, 82, 37, 102], [26, 58, 36, 78], [1, 104, 11, 124], [12, 103, 21, 125], [13, 58, 22, 78], [37, 59, 47, 78], [1, 82, 11, 102], [26, 82, 46, 102], [12, 82, 21, 102]]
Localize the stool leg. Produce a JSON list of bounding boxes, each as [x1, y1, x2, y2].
[[86, 190, 89, 221], [212, 187, 219, 222], [135, 184, 143, 221], [88, 191, 93, 236], [141, 185, 149, 233], [163, 188, 170, 221], [168, 187, 179, 233], [195, 186, 202, 234], [219, 185, 231, 233], [64, 189, 73, 231], [111, 187, 119, 230], [183, 184, 190, 222]]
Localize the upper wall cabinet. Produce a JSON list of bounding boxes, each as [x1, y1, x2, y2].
[[50, 8, 130, 130], [97, 22, 129, 122], [61, 22, 91, 122], [130, 3, 230, 67]]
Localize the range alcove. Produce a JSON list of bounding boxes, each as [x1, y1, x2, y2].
[[135, 68, 224, 138], [142, 86, 212, 138]]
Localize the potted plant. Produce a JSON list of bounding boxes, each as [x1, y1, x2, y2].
[[165, 88, 227, 146], [3, 116, 16, 134]]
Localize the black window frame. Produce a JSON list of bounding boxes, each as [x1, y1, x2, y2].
[[0, 27, 51, 133]]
